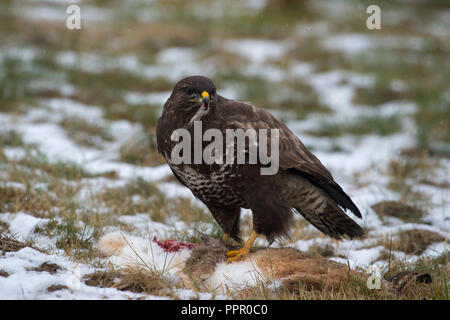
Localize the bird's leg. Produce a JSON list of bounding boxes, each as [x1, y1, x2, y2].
[[226, 230, 258, 263], [221, 233, 230, 245]]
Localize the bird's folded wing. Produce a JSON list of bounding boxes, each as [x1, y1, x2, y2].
[[217, 100, 333, 181], [217, 100, 362, 218]]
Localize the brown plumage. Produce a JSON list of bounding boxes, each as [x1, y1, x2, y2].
[[156, 76, 363, 260]]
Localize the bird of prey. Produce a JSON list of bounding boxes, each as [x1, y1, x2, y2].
[[156, 76, 363, 262]]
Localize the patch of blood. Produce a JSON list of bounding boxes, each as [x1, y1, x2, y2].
[[152, 236, 198, 252]]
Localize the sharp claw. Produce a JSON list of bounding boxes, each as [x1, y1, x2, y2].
[[225, 231, 257, 263], [226, 250, 239, 257], [225, 248, 250, 262]]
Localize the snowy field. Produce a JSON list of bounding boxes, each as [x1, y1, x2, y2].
[[0, 0, 449, 299]]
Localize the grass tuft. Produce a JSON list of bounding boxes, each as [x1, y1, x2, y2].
[[305, 115, 402, 137], [83, 267, 173, 296]]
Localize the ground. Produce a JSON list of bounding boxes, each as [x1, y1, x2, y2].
[[0, 0, 448, 299]]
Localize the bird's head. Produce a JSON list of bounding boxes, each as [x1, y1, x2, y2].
[[167, 76, 217, 125]]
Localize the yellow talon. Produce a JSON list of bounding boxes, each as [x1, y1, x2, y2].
[[226, 247, 250, 262], [225, 230, 258, 263]]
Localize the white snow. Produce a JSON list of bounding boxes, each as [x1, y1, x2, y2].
[[0, 213, 48, 242], [157, 182, 196, 199], [124, 91, 171, 106], [207, 260, 265, 292], [97, 232, 265, 295], [223, 39, 292, 64], [2, 148, 27, 161], [45, 98, 104, 121], [0, 247, 142, 300], [322, 34, 426, 55], [156, 47, 198, 65]]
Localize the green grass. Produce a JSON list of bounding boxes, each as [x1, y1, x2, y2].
[[386, 149, 440, 204], [306, 115, 402, 137], [97, 178, 167, 220], [105, 103, 161, 128], [59, 117, 114, 148], [66, 68, 171, 96], [371, 201, 426, 224], [34, 212, 105, 262], [0, 130, 24, 148], [96, 177, 213, 225], [0, 57, 35, 111], [17, 152, 116, 181], [414, 92, 450, 150], [216, 72, 332, 119], [352, 82, 405, 106], [119, 132, 165, 166]]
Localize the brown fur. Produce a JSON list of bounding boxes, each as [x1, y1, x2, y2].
[[180, 241, 228, 290], [179, 236, 365, 292], [252, 248, 362, 291]]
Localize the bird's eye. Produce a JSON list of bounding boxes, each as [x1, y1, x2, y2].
[[186, 88, 196, 97]]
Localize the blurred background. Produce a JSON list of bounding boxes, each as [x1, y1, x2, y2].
[[0, 0, 448, 299], [1, 0, 448, 154]]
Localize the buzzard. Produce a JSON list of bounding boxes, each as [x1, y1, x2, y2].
[[156, 76, 363, 262]]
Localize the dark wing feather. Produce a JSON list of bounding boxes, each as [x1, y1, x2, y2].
[[168, 166, 189, 189], [217, 99, 362, 219]]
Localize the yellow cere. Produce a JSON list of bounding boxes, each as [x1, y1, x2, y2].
[[201, 91, 210, 99]]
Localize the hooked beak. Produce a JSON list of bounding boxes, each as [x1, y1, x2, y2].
[[188, 91, 211, 126], [200, 91, 210, 108], [190, 91, 210, 108]]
